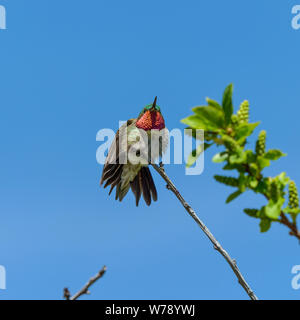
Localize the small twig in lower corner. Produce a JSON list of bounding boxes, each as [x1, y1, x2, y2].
[[63, 265, 107, 301], [63, 288, 71, 300]]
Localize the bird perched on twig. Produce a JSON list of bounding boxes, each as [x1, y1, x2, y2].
[[100, 97, 168, 206]]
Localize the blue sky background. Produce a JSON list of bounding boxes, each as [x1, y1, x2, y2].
[[0, 0, 300, 300]]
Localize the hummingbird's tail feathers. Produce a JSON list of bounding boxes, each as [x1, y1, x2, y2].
[[130, 167, 158, 206], [101, 153, 158, 206], [130, 174, 141, 206], [143, 167, 158, 202], [116, 183, 130, 202], [140, 169, 151, 206], [130, 167, 157, 206]]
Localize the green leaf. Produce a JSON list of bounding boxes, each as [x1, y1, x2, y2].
[[248, 163, 259, 176], [183, 127, 195, 138], [206, 98, 222, 109], [260, 218, 271, 233], [221, 134, 241, 151], [205, 132, 218, 142], [214, 175, 239, 187], [235, 122, 260, 143], [249, 177, 259, 189], [238, 174, 247, 192], [245, 150, 256, 163], [222, 163, 245, 173], [222, 84, 233, 125], [283, 207, 300, 215], [257, 156, 270, 169], [277, 172, 290, 186], [244, 208, 259, 218], [186, 144, 204, 168], [265, 198, 285, 219], [204, 143, 212, 151], [283, 207, 300, 224], [192, 105, 225, 129], [254, 179, 269, 194], [212, 152, 228, 163], [264, 149, 287, 161], [229, 151, 247, 164], [184, 127, 209, 140], [226, 190, 242, 203], [181, 115, 209, 130]]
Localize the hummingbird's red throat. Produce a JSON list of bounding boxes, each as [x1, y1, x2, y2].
[[136, 110, 165, 131]]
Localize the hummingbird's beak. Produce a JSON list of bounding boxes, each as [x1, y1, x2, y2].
[[151, 96, 157, 110]]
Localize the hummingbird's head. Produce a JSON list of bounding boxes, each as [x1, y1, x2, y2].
[[136, 96, 165, 131]]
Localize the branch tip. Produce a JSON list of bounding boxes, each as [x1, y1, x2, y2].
[[64, 265, 107, 301]]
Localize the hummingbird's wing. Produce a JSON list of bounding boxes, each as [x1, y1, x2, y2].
[[100, 119, 158, 206], [100, 119, 135, 189]]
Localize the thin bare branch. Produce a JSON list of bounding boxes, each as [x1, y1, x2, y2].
[[65, 266, 107, 301], [152, 163, 258, 300]]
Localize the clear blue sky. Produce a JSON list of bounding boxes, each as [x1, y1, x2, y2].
[[0, 0, 300, 300]]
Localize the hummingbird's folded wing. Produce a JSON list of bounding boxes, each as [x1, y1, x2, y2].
[[100, 119, 136, 189]]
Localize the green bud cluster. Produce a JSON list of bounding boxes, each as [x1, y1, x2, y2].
[[255, 130, 266, 156], [237, 100, 249, 123], [214, 175, 239, 187], [231, 114, 239, 125], [289, 181, 299, 209]]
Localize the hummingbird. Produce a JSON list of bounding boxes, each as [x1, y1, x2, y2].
[[100, 97, 168, 206]]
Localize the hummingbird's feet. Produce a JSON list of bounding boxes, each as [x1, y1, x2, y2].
[[159, 161, 164, 169]]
